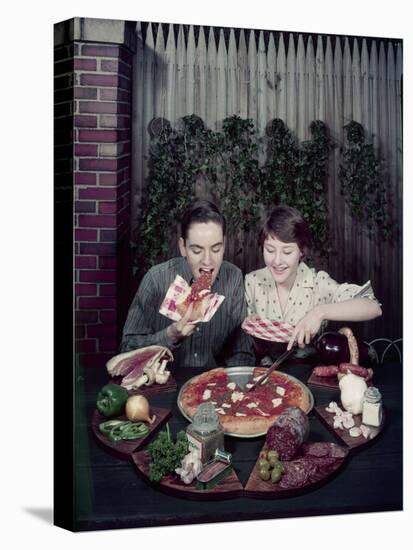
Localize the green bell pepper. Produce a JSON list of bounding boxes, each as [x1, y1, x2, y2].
[[96, 383, 128, 417]]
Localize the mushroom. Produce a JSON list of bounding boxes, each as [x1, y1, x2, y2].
[[132, 364, 156, 389], [154, 359, 171, 385]]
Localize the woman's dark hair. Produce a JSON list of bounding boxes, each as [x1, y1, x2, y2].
[[258, 205, 312, 255], [180, 200, 226, 241]]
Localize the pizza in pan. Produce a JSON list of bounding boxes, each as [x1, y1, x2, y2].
[[179, 367, 311, 435]]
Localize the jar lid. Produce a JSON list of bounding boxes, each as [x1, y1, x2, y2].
[[191, 402, 220, 434], [364, 386, 382, 403]]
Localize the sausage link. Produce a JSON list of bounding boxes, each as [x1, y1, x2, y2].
[[339, 363, 369, 378], [313, 365, 339, 377]]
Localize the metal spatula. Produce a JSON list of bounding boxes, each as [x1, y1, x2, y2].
[[246, 345, 297, 392]]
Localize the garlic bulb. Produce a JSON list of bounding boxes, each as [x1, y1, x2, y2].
[[339, 373, 367, 415]]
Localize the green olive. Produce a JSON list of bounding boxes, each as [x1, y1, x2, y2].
[[272, 461, 285, 474], [259, 450, 268, 461], [271, 467, 282, 483], [258, 458, 270, 470], [259, 468, 271, 481], [267, 450, 279, 461], [268, 455, 280, 468]]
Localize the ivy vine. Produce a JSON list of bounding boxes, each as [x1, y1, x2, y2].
[[136, 116, 388, 273], [295, 120, 332, 255], [262, 118, 298, 207], [339, 121, 392, 239]]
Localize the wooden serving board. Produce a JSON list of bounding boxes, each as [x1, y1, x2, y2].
[[92, 407, 171, 460], [307, 372, 340, 390], [110, 375, 177, 396], [314, 404, 384, 450], [132, 450, 243, 501], [307, 372, 373, 390], [244, 442, 349, 499]]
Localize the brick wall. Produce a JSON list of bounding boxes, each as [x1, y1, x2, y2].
[[55, 19, 136, 369]]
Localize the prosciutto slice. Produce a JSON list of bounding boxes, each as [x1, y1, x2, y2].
[[106, 345, 174, 390]]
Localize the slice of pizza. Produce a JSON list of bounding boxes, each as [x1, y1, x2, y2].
[[176, 270, 213, 322]]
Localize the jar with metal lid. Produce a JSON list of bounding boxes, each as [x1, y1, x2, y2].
[[186, 402, 225, 464], [362, 386, 383, 427]]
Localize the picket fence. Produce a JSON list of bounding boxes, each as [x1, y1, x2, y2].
[[130, 22, 403, 341]]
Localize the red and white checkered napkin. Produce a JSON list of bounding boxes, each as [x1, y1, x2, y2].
[[242, 315, 294, 343], [159, 275, 225, 323]]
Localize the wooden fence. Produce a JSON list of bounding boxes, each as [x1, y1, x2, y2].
[[130, 23, 403, 342]]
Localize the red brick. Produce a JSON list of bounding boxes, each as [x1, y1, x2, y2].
[[99, 338, 119, 352], [87, 323, 117, 337], [75, 172, 96, 185], [97, 256, 117, 270], [79, 297, 116, 309], [75, 143, 98, 156], [82, 45, 119, 57], [79, 158, 118, 171], [80, 243, 116, 255], [75, 227, 97, 240], [99, 114, 130, 128], [79, 101, 117, 114], [80, 73, 119, 87], [98, 201, 117, 214], [75, 283, 98, 296], [99, 173, 117, 185], [78, 129, 118, 143], [75, 255, 97, 269], [75, 201, 96, 214], [78, 214, 116, 228], [74, 115, 97, 127], [99, 310, 117, 323], [99, 284, 117, 296], [99, 89, 130, 102], [76, 310, 99, 323], [79, 187, 117, 200], [100, 59, 119, 72], [74, 87, 98, 99], [77, 339, 97, 353], [100, 230, 117, 243], [74, 58, 97, 71], [80, 270, 116, 283]]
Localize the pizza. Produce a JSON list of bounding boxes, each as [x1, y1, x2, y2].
[[179, 367, 311, 435], [176, 270, 213, 322]]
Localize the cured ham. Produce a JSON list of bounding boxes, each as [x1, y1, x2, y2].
[[106, 345, 174, 390]]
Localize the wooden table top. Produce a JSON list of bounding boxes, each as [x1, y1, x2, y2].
[[73, 361, 403, 531]]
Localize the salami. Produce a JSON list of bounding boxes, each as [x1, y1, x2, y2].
[[313, 365, 339, 377], [265, 407, 310, 460]]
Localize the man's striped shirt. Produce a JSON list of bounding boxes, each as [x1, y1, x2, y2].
[[121, 257, 255, 368]]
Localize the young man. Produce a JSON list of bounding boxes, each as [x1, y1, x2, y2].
[[120, 200, 254, 368]]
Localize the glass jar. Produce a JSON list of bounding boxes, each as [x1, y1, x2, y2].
[[362, 386, 383, 427], [186, 402, 225, 464]]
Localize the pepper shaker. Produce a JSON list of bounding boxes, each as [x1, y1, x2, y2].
[[186, 402, 225, 464], [362, 386, 383, 427]]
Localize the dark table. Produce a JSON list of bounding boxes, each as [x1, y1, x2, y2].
[[74, 362, 403, 531]]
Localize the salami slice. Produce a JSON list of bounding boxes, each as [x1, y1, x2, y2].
[[303, 442, 330, 457], [265, 407, 309, 460]]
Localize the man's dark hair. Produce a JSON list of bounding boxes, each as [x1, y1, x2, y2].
[[258, 205, 312, 256], [180, 200, 226, 241]]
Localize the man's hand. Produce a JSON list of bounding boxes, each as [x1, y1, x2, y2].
[[287, 306, 324, 350], [167, 303, 197, 344]]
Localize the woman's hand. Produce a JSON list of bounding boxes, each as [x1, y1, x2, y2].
[[166, 303, 197, 344], [287, 307, 324, 350]]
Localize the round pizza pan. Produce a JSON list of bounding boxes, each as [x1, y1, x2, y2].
[[177, 366, 314, 439]]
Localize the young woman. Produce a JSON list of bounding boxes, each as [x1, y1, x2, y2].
[[245, 205, 382, 352]]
